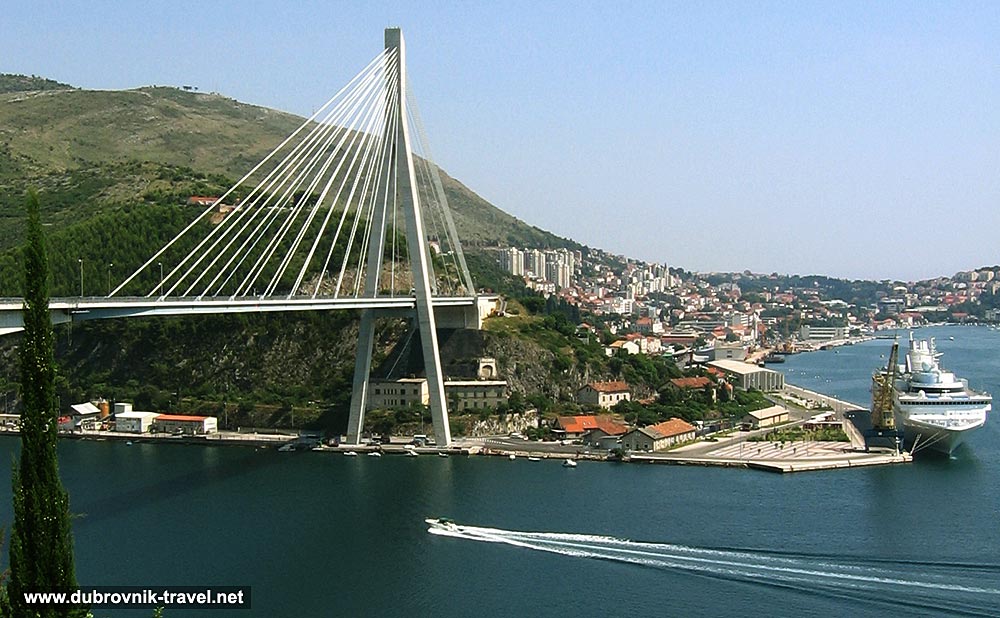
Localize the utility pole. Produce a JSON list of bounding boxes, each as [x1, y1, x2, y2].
[[158, 262, 164, 297], [78, 258, 83, 297], [107, 262, 113, 296]]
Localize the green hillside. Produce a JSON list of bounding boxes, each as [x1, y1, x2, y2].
[[0, 73, 74, 94], [0, 77, 573, 254], [0, 74, 590, 435]]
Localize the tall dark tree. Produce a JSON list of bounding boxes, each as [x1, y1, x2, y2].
[[6, 191, 81, 617]]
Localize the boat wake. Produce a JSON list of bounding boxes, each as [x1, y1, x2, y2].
[[428, 523, 1000, 616]]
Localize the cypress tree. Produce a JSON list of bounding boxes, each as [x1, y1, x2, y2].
[[6, 190, 81, 617]]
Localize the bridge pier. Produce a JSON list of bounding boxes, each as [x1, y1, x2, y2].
[[346, 309, 377, 445]]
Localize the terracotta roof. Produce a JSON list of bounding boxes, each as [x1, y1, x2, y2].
[[556, 415, 599, 433], [155, 414, 209, 422], [586, 380, 630, 393], [671, 376, 712, 389], [643, 418, 697, 439], [587, 417, 629, 436]]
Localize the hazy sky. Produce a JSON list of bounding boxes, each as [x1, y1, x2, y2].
[[3, 1, 998, 281]]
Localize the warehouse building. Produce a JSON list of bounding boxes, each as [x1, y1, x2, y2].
[[707, 360, 784, 391], [622, 418, 697, 452], [114, 411, 160, 433], [153, 414, 218, 435]]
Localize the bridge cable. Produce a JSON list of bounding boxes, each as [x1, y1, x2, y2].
[[213, 62, 390, 298], [311, 55, 399, 298], [162, 53, 389, 298], [111, 48, 392, 298]]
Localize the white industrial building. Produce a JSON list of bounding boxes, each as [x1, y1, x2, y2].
[[707, 360, 785, 391], [114, 411, 160, 433], [153, 414, 218, 435], [70, 402, 103, 429]]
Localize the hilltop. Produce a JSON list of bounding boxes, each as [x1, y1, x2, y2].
[[0, 73, 75, 94], [0, 76, 573, 254]]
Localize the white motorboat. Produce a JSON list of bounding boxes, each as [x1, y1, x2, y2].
[[425, 517, 461, 532], [562, 459, 577, 468]]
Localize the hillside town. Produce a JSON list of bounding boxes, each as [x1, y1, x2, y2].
[[497, 246, 1000, 358]]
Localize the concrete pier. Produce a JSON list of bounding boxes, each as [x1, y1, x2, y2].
[[629, 443, 911, 473]]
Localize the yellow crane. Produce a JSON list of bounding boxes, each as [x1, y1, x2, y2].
[[870, 339, 900, 431], [864, 338, 904, 453]]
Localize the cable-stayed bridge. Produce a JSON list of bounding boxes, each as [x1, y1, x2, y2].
[[0, 28, 493, 447]]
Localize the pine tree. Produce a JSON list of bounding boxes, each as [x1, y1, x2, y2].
[[6, 190, 82, 617]]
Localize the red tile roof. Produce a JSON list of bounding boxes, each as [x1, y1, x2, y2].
[[586, 380, 629, 393], [556, 415, 599, 434], [671, 376, 712, 389], [590, 417, 628, 436], [558, 415, 628, 435], [645, 418, 697, 439], [155, 414, 209, 422]]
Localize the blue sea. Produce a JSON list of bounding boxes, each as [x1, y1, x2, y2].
[[0, 325, 998, 617]]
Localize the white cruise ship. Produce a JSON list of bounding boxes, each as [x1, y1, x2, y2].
[[893, 336, 991, 455]]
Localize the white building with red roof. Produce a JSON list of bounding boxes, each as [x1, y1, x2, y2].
[[576, 381, 631, 409], [622, 418, 697, 452]]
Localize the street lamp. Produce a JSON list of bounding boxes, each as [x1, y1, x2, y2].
[[107, 262, 113, 296], [77, 258, 83, 297], [157, 262, 164, 297]]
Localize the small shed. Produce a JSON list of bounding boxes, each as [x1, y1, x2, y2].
[[741, 405, 789, 429]]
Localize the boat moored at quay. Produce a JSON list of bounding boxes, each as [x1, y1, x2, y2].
[[891, 335, 991, 455]]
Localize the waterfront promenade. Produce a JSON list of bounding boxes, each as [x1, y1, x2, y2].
[[9, 381, 896, 472]]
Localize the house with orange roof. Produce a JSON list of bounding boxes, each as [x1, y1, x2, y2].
[[670, 376, 712, 390], [576, 381, 631, 409], [554, 415, 600, 438], [581, 417, 630, 448], [187, 196, 219, 207], [605, 339, 640, 357], [621, 418, 697, 452]]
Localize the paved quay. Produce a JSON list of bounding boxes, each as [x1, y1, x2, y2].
[[631, 440, 911, 473]]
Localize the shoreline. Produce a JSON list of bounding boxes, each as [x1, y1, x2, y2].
[[0, 414, 911, 475], [0, 339, 921, 474]]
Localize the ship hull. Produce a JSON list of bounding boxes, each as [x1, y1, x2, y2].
[[898, 413, 988, 456]]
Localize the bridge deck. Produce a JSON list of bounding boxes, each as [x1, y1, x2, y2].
[[0, 295, 491, 336]]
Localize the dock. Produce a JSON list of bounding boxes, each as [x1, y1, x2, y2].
[[629, 443, 911, 473]]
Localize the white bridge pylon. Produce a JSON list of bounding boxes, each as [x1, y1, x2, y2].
[[1, 29, 479, 447], [345, 29, 462, 447]]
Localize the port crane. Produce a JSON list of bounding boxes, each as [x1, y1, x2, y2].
[[866, 338, 903, 453]]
